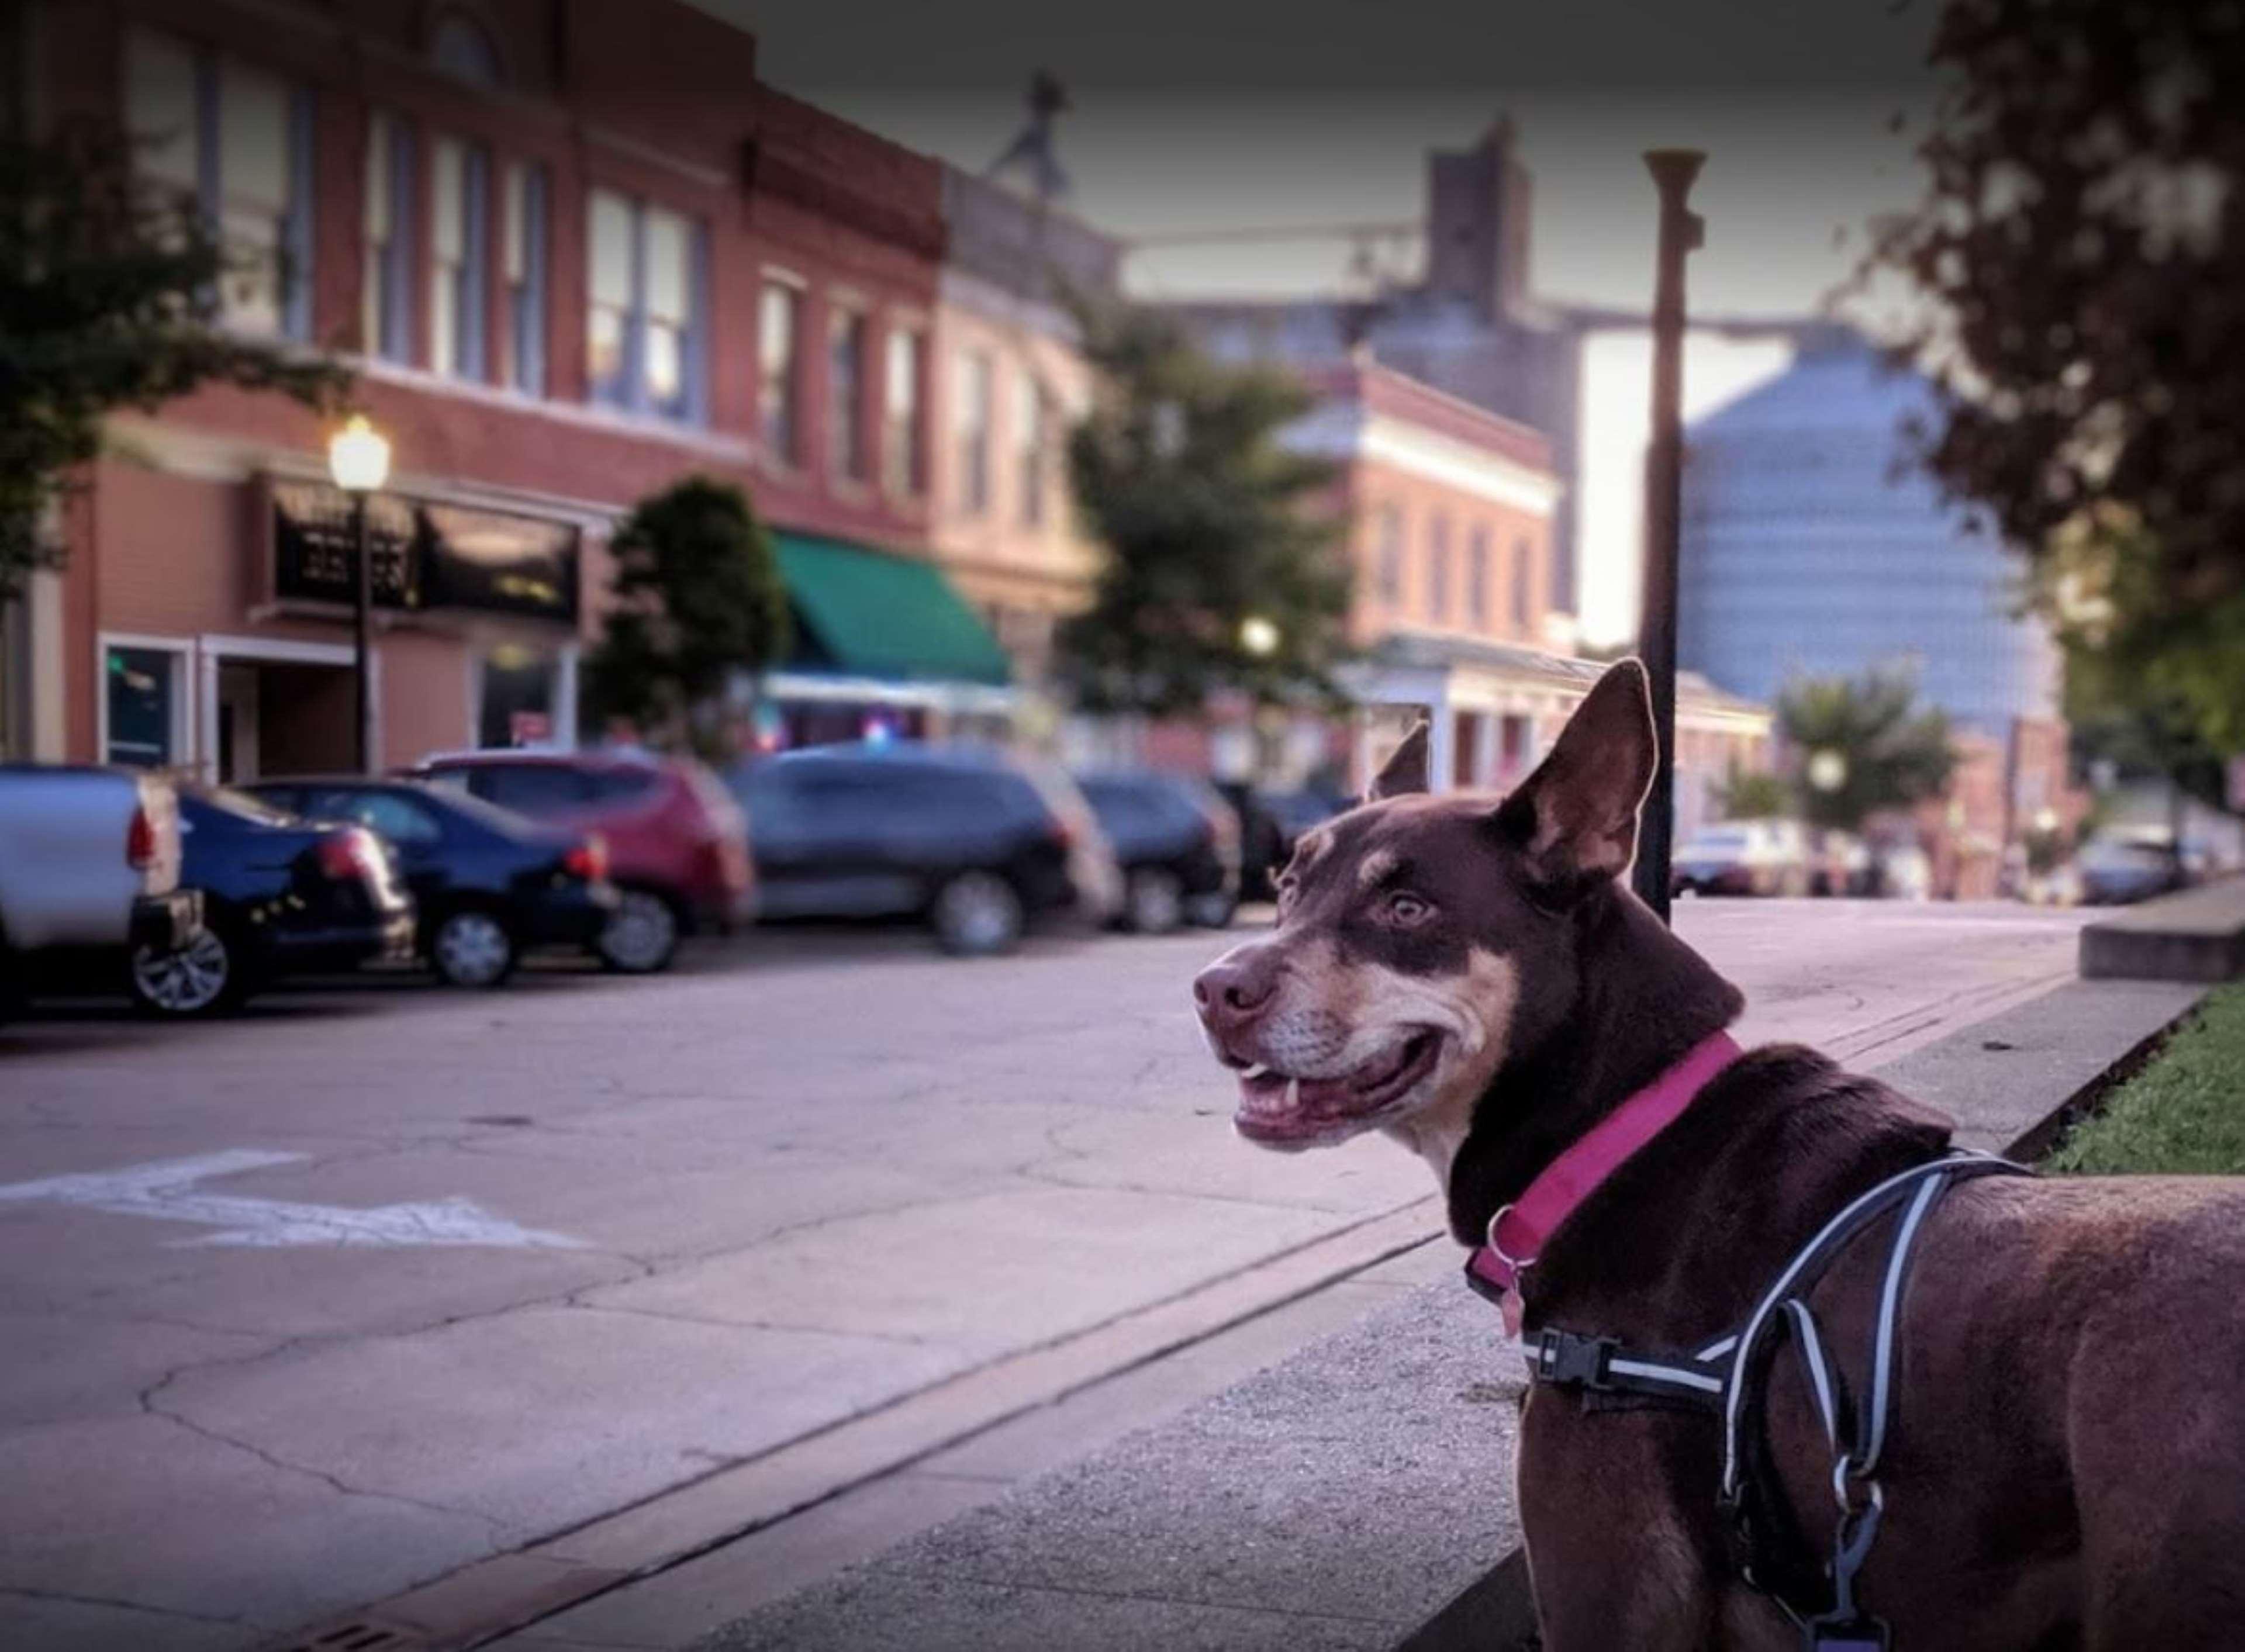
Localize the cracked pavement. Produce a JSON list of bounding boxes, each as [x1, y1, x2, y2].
[[0, 902, 2089, 1648]]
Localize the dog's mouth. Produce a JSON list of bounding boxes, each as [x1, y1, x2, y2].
[[1231, 1029, 1445, 1148]]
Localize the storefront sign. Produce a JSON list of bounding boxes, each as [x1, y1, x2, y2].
[[269, 481, 581, 624]]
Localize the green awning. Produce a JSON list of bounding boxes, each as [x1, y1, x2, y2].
[[773, 531, 1011, 689]]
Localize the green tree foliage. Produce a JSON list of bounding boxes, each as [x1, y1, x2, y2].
[[0, 120, 347, 601], [1867, 0, 2245, 756], [1058, 305, 1352, 716], [1776, 668, 1956, 834], [1715, 763, 1791, 821], [582, 478, 791, 759]]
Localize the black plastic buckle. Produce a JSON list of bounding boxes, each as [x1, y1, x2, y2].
[[1536, 1329, 1618, 1391]]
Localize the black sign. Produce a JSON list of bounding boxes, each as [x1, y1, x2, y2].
[[271, 482, 581, 625]]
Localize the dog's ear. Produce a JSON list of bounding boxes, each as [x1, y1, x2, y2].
[[1366, 721, 1431, 801], [1493, 659, 1657, 892]]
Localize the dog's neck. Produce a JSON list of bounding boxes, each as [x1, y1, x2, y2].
[[1441, 885, 1745, 1245]]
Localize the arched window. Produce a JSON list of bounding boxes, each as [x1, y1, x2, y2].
[[431, 11, 504, 88]]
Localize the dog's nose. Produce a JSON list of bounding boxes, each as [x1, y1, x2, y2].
[[1193, 948, 1279, 1036]]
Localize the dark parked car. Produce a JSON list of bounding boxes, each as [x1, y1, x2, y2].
[[408, 748, 753, 974], [1216, 782, 1348, 900], [728, 744, 1121, 955], [1076, 769, 1241, 933], [2075, 836, 2188, 906], [127, 785, 415, 1016], [244, 777, 616, 987]]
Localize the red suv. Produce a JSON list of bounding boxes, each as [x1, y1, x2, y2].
[[409, 749, 752, 973]]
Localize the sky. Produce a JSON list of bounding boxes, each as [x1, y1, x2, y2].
[[704, 0, 1944, 644]]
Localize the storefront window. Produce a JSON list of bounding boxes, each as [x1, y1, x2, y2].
[[105, 645, 181, 768], [478, 645, 560, 748]]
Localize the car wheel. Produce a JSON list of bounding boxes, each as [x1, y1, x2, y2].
[[1123, 867, 1186, 935], [1185, 888, 1239, 929], [600, 888, 681, 974], [430, 908, 517, 988], [930, 870, 1024, 957], [129, 924, 243, 1017]]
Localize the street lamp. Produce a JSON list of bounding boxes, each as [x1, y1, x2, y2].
[[327, 414, 391, 775], [1807, 749, 1848, 794], [1239, 615, 1280, 658]]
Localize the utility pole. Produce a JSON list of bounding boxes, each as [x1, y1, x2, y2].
[[1631, 149, 1704, 924]]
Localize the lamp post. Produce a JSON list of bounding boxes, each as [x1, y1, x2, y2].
[[1630, 148, 1705, 925], [327, 414, 391, 775]]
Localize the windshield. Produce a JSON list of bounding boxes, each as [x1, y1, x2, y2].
[[195, 785, 297, 826]]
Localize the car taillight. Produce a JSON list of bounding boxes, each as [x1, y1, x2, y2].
[[126, 806, 156, 870], [317, 828, 379, 883], [564, 835, 607, 882]]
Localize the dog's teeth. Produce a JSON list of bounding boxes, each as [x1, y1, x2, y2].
[[1286, 1078, 1301, 1108]]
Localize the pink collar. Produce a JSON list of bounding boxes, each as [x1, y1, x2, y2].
[[1466, 1030, 1742, 1320]]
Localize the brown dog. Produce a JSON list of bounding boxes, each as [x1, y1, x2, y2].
[[1194, 659, 2245, 1650]]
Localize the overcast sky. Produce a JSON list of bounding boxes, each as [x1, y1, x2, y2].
[[702, 0, 1945, 641]]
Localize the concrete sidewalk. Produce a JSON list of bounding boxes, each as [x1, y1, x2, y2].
[[2081, 875, 2245, 983], [648, 974, 2203, 1652], [467, 970, 2201, 1652]]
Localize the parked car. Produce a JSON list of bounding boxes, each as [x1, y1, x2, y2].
[[1217, 782, 1348, 900], [243, 777, 616, 987], [728, 743, 1121, 955], [126, 786, 417, 1016], [1670, 820, 1811, 898], [1076, 769, 1241, 933], [2075, 835, 2188, 906], [0, 764, 202, 1017], [407, 749, 751, 974]]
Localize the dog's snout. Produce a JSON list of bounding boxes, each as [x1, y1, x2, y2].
[[1194, 947, 1280, 1036]]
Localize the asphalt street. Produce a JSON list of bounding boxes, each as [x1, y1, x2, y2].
[[0, 898, 2091, 1650]]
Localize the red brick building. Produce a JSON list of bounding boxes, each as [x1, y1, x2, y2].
[[8, 0, 1007, 776]]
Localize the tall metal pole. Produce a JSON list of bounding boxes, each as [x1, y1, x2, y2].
[[1631, 149, 1704, 924], [351, 491, 373, 774]]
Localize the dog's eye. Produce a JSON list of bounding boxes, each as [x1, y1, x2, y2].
[[1383, 891, 1433, 927]]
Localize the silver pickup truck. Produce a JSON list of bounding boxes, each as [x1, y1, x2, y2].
[[0, 765, 204, 1017]]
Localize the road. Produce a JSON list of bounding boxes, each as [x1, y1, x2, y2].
[[0, 899, 2089, 1650]]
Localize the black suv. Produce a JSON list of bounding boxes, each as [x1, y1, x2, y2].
[[728, 744, 1121, 955], [1076, 769, 1242, 934]]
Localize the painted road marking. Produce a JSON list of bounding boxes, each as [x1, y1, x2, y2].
[[0, 1148, 586, 1250]]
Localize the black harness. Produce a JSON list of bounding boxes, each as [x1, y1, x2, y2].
[[1472, 1150, 2033, 1650]]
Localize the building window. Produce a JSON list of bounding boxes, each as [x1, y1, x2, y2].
[[587, 188, 704, 420], [1374, 504, 1404, 606], [103, 643, 188, 768], [431, 12, 505, 87], [1466, 527, 1491, 625], [957, 349, 993, 514], [429, 137, 489, 379], [1427, 514, 1452, 621], [759, 282, 802, 464], [500, 163, 547, 393], [883, 325, 925, 497], [1016, 369, 1051, 527], [126, 27, 314, 339], [828, 306, 868, 482], [1511, 536, 1535, 631], [363, 112, 413, 361]]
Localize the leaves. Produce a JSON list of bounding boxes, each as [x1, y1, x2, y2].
[[581, 477, 791, 759], [1056, 303, 1352, 716], [0, 119, 349, 600], [1865, 0, 2245, 758], [1776, 667, 1956, 834]]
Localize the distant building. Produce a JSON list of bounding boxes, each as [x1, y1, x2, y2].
[[1678, 333, 2074, 893], [1163, 119, 1585, 624], [929, 168, 1122, 689]]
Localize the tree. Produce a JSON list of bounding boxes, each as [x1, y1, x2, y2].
[[1058, 303, 1352, 716], [1776, 668, 1956, 836], [1716, 763, 1791, 821], [0, 119, 347, 603], [1866, 0, 2245, 759], [582, 477, 791, 759]]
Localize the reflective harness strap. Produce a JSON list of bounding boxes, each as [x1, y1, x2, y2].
[[1519, 1150, 2033, 1646]]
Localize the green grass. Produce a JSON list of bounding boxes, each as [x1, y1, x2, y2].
[[2046, 981, 2245, 1174]]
